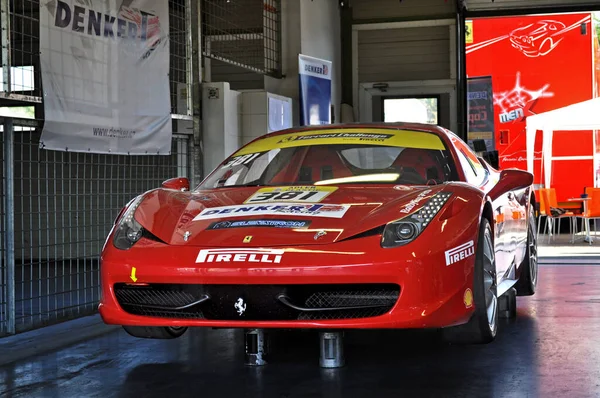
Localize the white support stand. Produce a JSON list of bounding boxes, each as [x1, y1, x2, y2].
[[244, 329, 268, 366], [319, 331, 345, 368], [499, 287, 517, 319]]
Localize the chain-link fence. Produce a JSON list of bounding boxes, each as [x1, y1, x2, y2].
[[0, 118, 190, 336], [0, 126, 6, 335], [0, 0, 196, 336], [0, 0, 284, 337], [12, 126, 189, 333], [202, 0, 281, 77]]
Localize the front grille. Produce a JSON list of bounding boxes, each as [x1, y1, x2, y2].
[[114, 283, 400, 321], [305, 290, 399, 308], [114, 284, 205, 319], [300, 289, 399, 320]]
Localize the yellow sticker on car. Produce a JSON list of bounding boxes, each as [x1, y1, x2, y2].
[[232, 129, 446, 156], [464, 288, 474, 309], [244, 186, 337, 204]]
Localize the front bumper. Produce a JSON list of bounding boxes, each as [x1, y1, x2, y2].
[[99, 233, 477, 330]]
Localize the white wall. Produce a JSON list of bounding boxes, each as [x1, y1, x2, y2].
[[264, 1, 302, 124], [202, 82, 241, 175], [299, 0, 342, 124], [264, 0, 341, 125]]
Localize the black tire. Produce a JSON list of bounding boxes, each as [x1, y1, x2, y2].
[[442, 218, 498, 344], [122, 326, 188, 339], [516, 203, 538, 296]]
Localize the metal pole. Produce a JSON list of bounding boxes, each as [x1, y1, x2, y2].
[[4, 117, 15, 334], [189, 0, 203, 186], [1, 0, 12, 93], [455, 4, 468, 141]]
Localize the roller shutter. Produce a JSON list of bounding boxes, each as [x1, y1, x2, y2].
[[357, 25, 452, 83]]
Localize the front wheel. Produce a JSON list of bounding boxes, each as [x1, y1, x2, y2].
[[123, 326, 188, 339], [442, 218, 498, 344], [516, 203, 538, 296]]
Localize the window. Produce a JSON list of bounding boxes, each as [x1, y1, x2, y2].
[[455, 143, 488, 187], [383, 97, 439, 125], [201, 144, 458, 189], [340, 147, 402, 169]]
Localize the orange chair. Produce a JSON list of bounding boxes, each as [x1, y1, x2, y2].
[[577, 187, 600, 243], [536, 189, 547, 237], [539, 188, 577, 243]]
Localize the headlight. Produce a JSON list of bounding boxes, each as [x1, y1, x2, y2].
[[113, 195, 145, 250], [381, 191, 452, 248]]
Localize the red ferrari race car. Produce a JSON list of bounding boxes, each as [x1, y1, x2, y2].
[[99, 123, 538, 345]]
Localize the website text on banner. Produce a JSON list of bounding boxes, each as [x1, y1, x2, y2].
[[467, 76, 496, 152], [39, 0, 172, 155], [298, 54, 332, 126]]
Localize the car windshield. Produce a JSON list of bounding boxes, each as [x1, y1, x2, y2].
[[199, 129, 459, 189]]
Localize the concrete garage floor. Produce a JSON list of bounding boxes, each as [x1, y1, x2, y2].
[[1, 265, 600, 398]]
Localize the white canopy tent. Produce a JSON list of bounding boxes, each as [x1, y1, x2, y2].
[[526, 97, 600, 189]]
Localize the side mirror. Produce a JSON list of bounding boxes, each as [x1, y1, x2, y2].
[[488, 169, 533, 200], [161, 177, 190, 191]]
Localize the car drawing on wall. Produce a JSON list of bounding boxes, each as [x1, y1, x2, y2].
[[509, 20, 568, 57], [99, 123, 538, 345]]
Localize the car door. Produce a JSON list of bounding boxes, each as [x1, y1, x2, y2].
[[507, 187, 529, 267], [453, 142, 516, 286]]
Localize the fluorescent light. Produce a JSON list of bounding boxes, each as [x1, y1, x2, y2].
[[314, 173, 400, 185]]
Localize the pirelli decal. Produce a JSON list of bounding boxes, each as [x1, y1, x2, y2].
[[445, 241, 475, 266]]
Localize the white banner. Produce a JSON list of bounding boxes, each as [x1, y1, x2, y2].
[[39, 0, 172, 155]]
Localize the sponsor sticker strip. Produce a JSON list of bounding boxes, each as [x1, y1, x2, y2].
[[207, 219, 311, 230], [231, 129, 446, 156], [445, 241, 475, 266], [244, 186, 337, 204], [399, 189, 433, 214], [194, 202, 351, 220]]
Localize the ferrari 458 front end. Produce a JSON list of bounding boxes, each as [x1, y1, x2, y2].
[[99, 186, 483, 331]]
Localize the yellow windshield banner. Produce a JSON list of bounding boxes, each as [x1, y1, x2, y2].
[[232, 128, 446, 156]]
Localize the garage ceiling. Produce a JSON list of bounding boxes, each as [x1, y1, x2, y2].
[[466, 0, 600, 12]]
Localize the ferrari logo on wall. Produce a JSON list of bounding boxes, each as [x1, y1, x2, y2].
[[465, 21, 473, 44]]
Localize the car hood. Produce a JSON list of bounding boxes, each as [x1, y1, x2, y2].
[[134, 185, 448, 247]]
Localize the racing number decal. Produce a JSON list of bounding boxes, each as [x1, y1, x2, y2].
[[249, 190, 318, 202], [222, 152, 261, 169], [244, 186, 337, 204]]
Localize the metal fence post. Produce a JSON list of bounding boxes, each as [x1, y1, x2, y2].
[[1, 0, 12, 94], [4, 117, 15, 334], [189, 0, 203, 185]]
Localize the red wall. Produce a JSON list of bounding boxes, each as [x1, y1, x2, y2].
[[466, 13, 594, 201]]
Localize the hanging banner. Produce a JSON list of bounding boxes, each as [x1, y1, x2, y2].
[[298, 54, 332, 126], [467, 76, 496, 151], [39, 0, 172, 155]]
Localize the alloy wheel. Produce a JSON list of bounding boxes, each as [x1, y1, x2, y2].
[[529, 209, 538, 287], [482, 228, 497, 332]]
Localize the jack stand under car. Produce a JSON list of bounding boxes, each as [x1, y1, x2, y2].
[[245, 328, 268, 366], [499, 288, 517, 319], [319, 331, 345, 368]]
